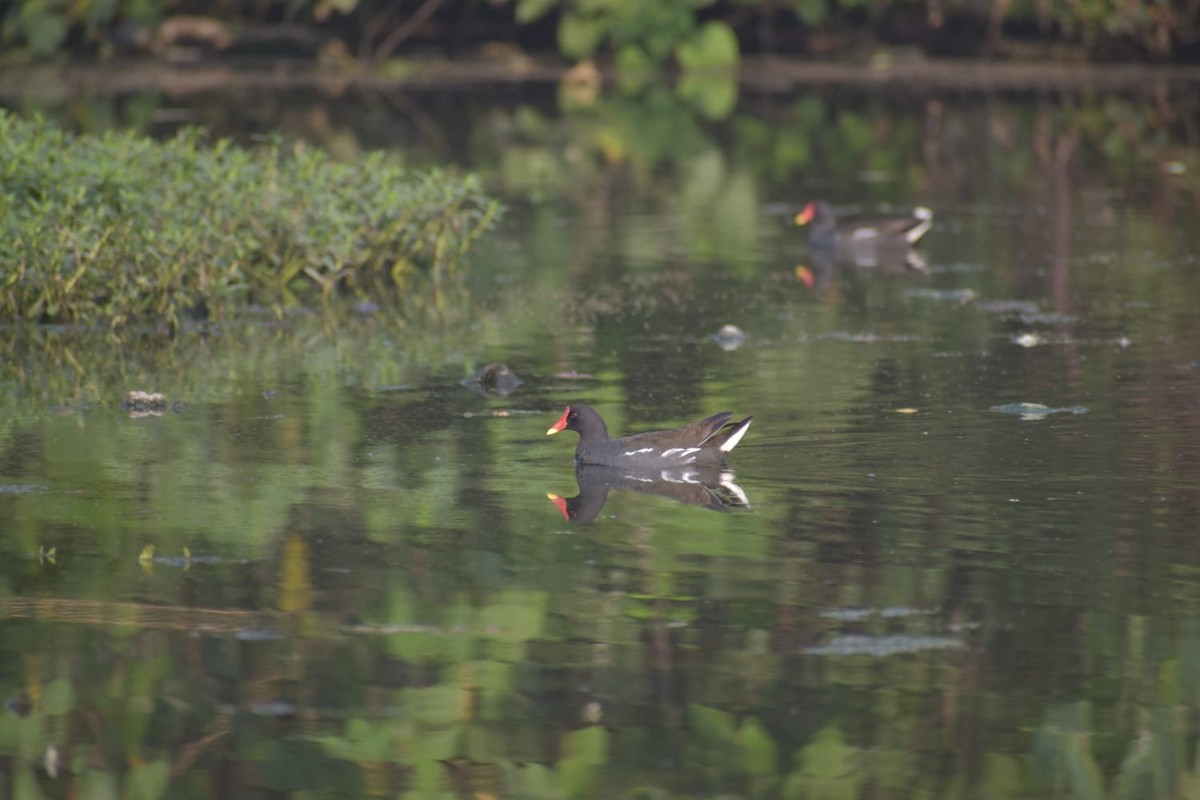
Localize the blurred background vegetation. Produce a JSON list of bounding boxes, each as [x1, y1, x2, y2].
[[1, 0, 1196, 65]]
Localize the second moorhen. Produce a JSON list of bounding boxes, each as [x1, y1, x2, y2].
[[546, 404, 752, 468], [795, 200, 933, 247]]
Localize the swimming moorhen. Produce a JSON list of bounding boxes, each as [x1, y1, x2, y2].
[[795, 200, 933, 252], [546, 404, 752, 468]]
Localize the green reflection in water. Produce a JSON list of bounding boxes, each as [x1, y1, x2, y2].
[[2, 76, 1200, 799]]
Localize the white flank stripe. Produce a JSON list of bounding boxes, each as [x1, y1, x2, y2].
[[623, 447, 655, 456], [661, 447, 700, 459], [719, 420, 751, 453]]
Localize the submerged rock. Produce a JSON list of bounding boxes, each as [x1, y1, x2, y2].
[[461, 363, 522, 398], [121, 390, 172, 417], [122, 390, 167, 409]]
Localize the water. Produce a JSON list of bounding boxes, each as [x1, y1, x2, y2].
[[3, 74, 1200, 798]]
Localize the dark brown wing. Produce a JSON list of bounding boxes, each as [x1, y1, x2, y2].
[[844, 207, 933, 245], [614, 412, 733, 450]]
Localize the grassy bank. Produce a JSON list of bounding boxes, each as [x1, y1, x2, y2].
[[0, 112, 502, 327]]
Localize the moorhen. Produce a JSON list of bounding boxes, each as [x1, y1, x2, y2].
[[546, 404, 752, 468], [795, 200, 933, 269], [548, 463, 750, 522]]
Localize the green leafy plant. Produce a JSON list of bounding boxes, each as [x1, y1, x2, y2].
[[0, 112, 503, 327]]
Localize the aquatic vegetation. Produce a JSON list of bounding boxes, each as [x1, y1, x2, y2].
[[0, 112, 503, 327]]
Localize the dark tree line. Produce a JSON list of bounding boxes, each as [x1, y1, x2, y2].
[[2, 0, 1196, 63]]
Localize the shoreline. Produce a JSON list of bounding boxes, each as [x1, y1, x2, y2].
[[2, 55, 1199, 100]]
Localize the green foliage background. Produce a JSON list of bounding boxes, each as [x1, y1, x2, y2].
[[0, 0, 1191, 62]]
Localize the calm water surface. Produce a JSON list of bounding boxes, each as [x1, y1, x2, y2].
[[2, 79, 1200, 799]]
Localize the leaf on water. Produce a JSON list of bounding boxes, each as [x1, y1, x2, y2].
[[804, 633, 962, 656], [990, 403, 1089, 421], [1013, 332, 1047, 347]]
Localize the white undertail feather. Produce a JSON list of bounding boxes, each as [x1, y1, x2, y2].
[[719, 419, 752, 453], [906, 207, 934, 245]]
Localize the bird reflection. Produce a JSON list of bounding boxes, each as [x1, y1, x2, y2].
[[547, 463, 751, 523], [797, 244, 928, 293]]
